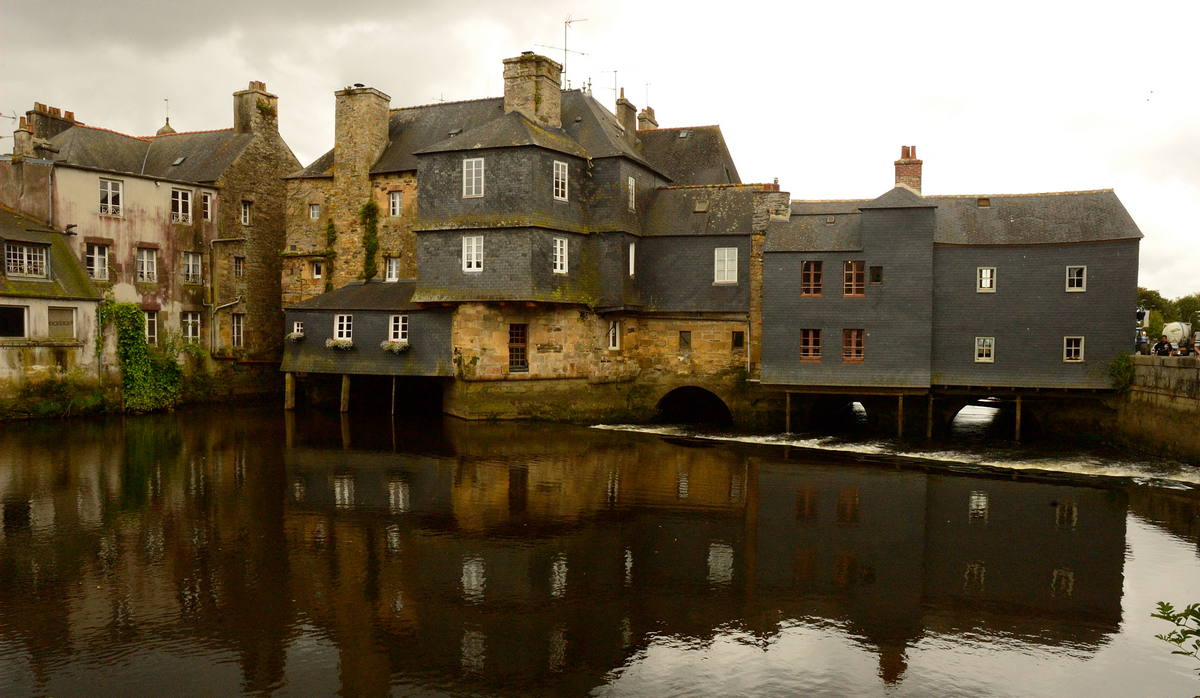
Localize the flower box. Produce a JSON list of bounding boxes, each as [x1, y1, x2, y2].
[[325, 338, 354, 350], [285, 332, 305, 343], [381, 339, 410, 354]]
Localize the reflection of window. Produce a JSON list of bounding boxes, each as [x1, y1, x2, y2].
[[837, 487, 860, 524], [964, 560, 986, 592], [462, 556, 486, 602], [793, 548, 816, 588], [729, 472, 742, 502], [796, 485, 818, 520], [969, 490, 989, 524], [388, 478, 410, 514], [333, 475, 354, 508], [707, 542, 734, 585], [677, 470, 689, 499], [548, 623, 567, 672], [461, 629, 486, 671], [550, 554, 568, 598], [833, 551, 857, 589], [1056, 500, 1078, 529], [1051, 568, 1075, 598]]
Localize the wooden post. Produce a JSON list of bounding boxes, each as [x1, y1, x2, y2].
[[785, 393, 791, 434], [926, 392, 933, 439], [284, 372, 296, 410], [341, 412, 351, 450], [285, 409, 295, 449], [391, 375, 396, 416], [897, 394, 904, 441], [340, 374, 351, 413], [1015, 394, 1022, 442]]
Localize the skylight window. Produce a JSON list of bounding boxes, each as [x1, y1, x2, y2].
[[172, 157, 186, 166]]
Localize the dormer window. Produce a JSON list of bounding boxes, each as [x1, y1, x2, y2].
[[4, 243, 48, 278]]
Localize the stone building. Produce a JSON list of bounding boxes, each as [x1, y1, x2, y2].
[[281, 52, 783, 423], [0, 84, 300, 394]]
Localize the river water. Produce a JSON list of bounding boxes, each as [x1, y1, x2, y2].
[[1, 407, 1199, 697]]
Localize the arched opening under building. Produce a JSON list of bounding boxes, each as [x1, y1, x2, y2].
[[655, 387, 733, 425], [947, 397, 1040, 441], [809, 396, 869, 433]]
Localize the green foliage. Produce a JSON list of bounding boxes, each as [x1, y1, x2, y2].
[[1106, 351, 1135, 392], [325, 219, 337, 249], [1153, 601, 1200, 675], [255, 99, 277, 117], [1139, 287, 1200, 327], [360, 199, 380, 280], [97, 300, 183, 413], [1148, 310, 1164, 343]]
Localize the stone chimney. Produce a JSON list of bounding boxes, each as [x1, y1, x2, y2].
[[502, 52, 562, 129], [894, 145, 922, 194], [233, 80, 279, 135], [11, 117, 34, 160], [333, 85, 391, 176], [616, 88, 637, 145], [637, 106, 658, 131], [25, 103, 78, 140]]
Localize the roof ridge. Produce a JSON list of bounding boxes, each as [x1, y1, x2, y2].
[[74, 124, 151, 142], [641, 125, 721, 132], [792, 198, 871, 203], [391, 95, 503, 113], [147, 127, 236, 138], [928, 189, 1115, 198], [663, 183, 773, 190]]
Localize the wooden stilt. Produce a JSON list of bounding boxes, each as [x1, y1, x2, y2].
[[284, 372, 296, 410], [340, 374, 351, 413], [897, 394, 904, 441], [1015, 395, 1022, 442], [391, 375, 396, 416], [926, 392, 933, 439], [785, 392, 791, 434]]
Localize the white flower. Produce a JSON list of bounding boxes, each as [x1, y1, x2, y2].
[[285, 332, 305, 343], [325, 338, 354, 350], [381, 339, 410, 354]]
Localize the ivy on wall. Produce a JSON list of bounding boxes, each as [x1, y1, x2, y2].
[[324, 219, 337, 292], [97, 300, 192, 412], [360, 199, 379, 280]]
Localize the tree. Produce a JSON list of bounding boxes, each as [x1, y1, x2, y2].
[[1139, 286, 1177, 320], [1153, 601, 1200, 676]]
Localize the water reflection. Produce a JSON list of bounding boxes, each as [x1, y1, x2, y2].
[[0, 409, 1197, 696]]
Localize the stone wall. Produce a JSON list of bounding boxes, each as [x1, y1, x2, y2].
[[1128, 354, 1200, 411], [371, 172, 418, 280], [282, 177, 334, 305]]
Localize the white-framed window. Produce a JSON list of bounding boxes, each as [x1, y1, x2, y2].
[[335, 314, 353, 340], [629, 242, 636, 276], [627, 176, 636, 211], [183, 251, 202, 284], [293, 321, 304, 335], [144, 310, 157, 345], [48, 307, 75, 339], [977, 267, 996, 293], [389, 191, 402, 217], [202, 193, 212, 221], [234, 256, 245, 278], [231, 313, 244, 348], [385, 257, 400, 282], [5, 243, 48, 278], [390, 314, 408, 341], [1063, 336, 1084, 362], [0, 306, 27, 338], [240, 201, 251, 225], [1066, 266, 1087, 292], [975, 336, 995, 363], [309, 203, 320, 220], [553, 161, 568, 201], [136, 248, 157, 282], [608, 320, 620, 350], [182, 311, 201, 342], [463, 235, 483, 272], [463, 158, 484, 198], [171, 189, 192, 223], [86, 243, 109, 280], [312, 261, 323, 279], [714, 247, 738, 284], [99, 179, 122, 216], [553, 237, 568, 274]]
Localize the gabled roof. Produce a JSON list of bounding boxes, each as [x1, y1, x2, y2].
[[372, 97, 505, 175], [0, 206, 100, 301], [642, 186, 757, 236], [287, 279, 419, 311], [416, 110, 588, 158], [637, 126, 741, 186], [860, 186, 933, 209], [765, 213, 862, 252], [45, 125, 253, 184], [560, 91, 659, 171]]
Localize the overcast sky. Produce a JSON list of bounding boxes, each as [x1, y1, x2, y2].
[[3, 0, 1196, 296]]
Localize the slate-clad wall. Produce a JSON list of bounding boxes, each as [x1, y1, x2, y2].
[[760, 206, 935, 388], [584, 159, 666, 234], [281, 309, 453, 376], [931, 239, 1138, 388], [636, 235, 750, 313]]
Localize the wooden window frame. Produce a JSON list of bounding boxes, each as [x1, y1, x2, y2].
[[463, 158, 485, 198], [182, 311, 201, 342], [309, 203, 321, 220], [977, 267, 997, 293], [385, 256, 401, 282], [183, 251, 202, 284], [334, 314, 353, 340], [1063, 336, 1084, 363], [975, 336, 995, 363], [86, 243, 109, 281], [389, 191, 403, 217], [553, 237, 568, 274], [629, 242, 636, 277], [627, 176, 636, 211], [732, 330, 745, 350], [390, 314, 409, 342], [312, 261, 323, 279], [240, 201, 251, 226], [171, 189, 192, 224], [1066, 266, 1087, 292], [553, 161, 569, 201], [714, 247, 738, 284], [843, 260, 865, 297], [800, 329, 821, 362], [144, 310, 157, 345], [462, 235, 483, 272], [508, 323, 528, 372], [136, 248, 157, 282], [802, 261, 823, 297], [99, 179, 122, 217], [608, 320, 620, 350], [679, 330, 692, 350], [202, 192, 212, 221], [842, 329, 864, 363], [231, 313, 244, 348]]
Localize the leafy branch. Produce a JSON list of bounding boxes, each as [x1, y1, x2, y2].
[[360, 199, 379, 280], [1153, 601, 1200, 673]]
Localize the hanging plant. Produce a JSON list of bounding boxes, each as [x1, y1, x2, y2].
[[97, 299, 183, 412], [285, 331, 305, 343], [381, 339, 410, 354], [360, 199, 379, 280], [326, 338, 354, 350]]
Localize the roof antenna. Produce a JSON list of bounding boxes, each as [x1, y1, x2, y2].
[[163, 98, 169, 125], [645, 83, 651, 106], [563, 15, 587, 80]]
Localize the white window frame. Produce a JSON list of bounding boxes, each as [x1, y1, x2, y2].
[[463, 235, 483, 272], [389, 191, 403, 217], [171, 189, 192, 223], [99, 179, 122, 216], [183, 251, 202, 284], [629, 242, 636, 276], [293, 321, 304, 335], [1066, 265, 1087, 292], [608, 320, 620, 350], [309, 203, 320, 220], [335, 314, 353, 340], [627, 176, 636, 211], [463, 158, 484, 198], [202, 192, 212, 221], [977, 267, 996, 293], [5, 243, 48, 278], [385, 256, 401, 282], [144, 310, 157, 345], [714, 247, 738, 284], [234, 256, 245, 278], [390, 314, 409, 341], [136, 248, 157, 282], [553, 237, 568, 274], [231, 313, 244, 348], [312, 261, 323, 279], [553, 161, 569, 201], [86, 243, 109, 280], [240, 201, 251, 226], [1063, 336, 1085, 363], [182, 311, 201, 342], [975, 336, 995, 363]]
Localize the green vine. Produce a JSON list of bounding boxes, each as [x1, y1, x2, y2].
[[325, 219, 337, 249], [1107, 351, 1135, 393], [360, 199, 379, 280], [97, 300, 184, 413], [324, 219, 337, 291]]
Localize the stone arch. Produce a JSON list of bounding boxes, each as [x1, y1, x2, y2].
[[654, 386, 734, 425]]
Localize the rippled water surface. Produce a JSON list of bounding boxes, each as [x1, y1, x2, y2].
[[2, 407, 1200, 697]]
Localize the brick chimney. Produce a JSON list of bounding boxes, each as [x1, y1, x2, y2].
[[233, 80, 279, 135], [894, 145, 922, 194], [25, 103, 78, 140], [616, 88, 637, 145], [637, 106, 658, 130], [502, 52, 562, 129]]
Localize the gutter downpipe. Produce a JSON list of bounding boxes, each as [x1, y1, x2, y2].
[[208, 295, 243, 353], [207, 237, 248, 352]]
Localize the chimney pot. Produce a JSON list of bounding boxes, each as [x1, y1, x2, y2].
[[894, 144, 923, 194], [64, 111, 74, 121]]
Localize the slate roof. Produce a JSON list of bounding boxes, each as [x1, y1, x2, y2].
[[772, 188, 1144, 250], [636, 126, 741, 186], [642, 186, 757, 237], [44, 125, 253, 184], [0, 206, 100, 301], [417, 110, 588, 159], [286, 279, 419, 311]]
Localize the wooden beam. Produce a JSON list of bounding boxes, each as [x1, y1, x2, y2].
[[926, 392, 933, 439], [785, 392, 791, 434], [1015, 394, 1022, 442], [284, 372, 296, 410], [897, 394, 904, 441], [340, 374, 351, 413]]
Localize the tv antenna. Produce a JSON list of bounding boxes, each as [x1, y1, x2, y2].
[[536, 15, 587, 80], [164, 98, 169, 122]]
